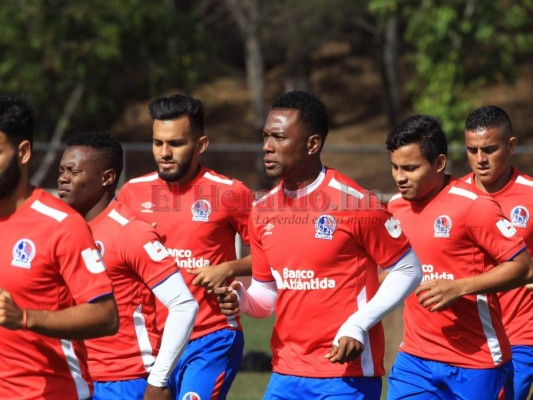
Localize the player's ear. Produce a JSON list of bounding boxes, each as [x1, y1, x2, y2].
[[102, 169, 117, 188], [307, 134, 322, 156], [197, 135, 209, 155], [17, 140, 32, 165], [435, 154, 447, 173], [508, 136, 517, 154]]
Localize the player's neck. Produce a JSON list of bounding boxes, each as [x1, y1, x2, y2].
[[84, 193, 114, 222], [283, 162, 323, 192], [0, 181, 34, 218], [474, 167, 513, 194], [170, 164, 202, 187]]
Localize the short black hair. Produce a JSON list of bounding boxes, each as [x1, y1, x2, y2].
[[0, 94, 36, 146], [465, 105, 512, 138], [386, 114, 448, 162], [149, 94, 204, 134], [272, 91, 329, 141], [66, 131, 123, 178]]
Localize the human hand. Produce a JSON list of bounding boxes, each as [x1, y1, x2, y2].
[[213, 281, 242, 316], [187, 263, 232, 293], [415, 279, 462, 311], [143, 384, 170, 400], [526, 283, 533, 291], [0, 288, 25, 330], [324, 336, 364, 364]]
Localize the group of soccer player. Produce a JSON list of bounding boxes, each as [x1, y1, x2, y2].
[[0, 90, 531, 400]]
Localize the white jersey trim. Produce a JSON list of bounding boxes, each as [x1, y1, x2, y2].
[[449, 186, 478, 200], [356, 286, 375, 376], [476, 294, 503, 365], [31, 200, 68, 222], [60, 339, 91, 399], [253, 186, 281, 207], [133, 303, 156, 372], [129, 172, 159, 184], [108, 208, 130, 226], [516, 175, 533, 187], [283, 167, 326, 199], [204, 171, 234, 186], [328, 177, 365, 199]]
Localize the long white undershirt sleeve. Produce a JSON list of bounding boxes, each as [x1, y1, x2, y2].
[[235, 279, 277, 319], [147, 272, 199, 387], [333, 248, 422, 346]]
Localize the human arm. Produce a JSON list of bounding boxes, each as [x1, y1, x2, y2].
[[144, 272, 198, 399], [214, 279, 277, 318], [325, 249, 422, 364], [0, 289, 118, 340], [187, 253, 252, 293], [417, 249, 533, 311]]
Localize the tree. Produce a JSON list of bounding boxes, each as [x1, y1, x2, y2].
[[0, 0, 213, 139], [370, 0, 533, 143]]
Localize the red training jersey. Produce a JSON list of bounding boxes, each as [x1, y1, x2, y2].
[[251, 167, 411, 378], [85, 201, 179, 381], [387, 178, 526, 368], [0, 188, 113, 400], [462, 169, 533, 346], [116, 166, 252, 339]]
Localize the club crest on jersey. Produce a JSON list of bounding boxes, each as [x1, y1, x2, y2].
[[95, 240, 105, 256], [510, 205, 529, 228], [191, 199, 212, 222], [434, 215, 452, 238], [315, 214, 336, 240], [182, 392, 201, 400], [12, 239, 36, 269], [141, 201, 155, 213]]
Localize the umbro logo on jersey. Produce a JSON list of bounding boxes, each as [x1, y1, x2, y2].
[[264, 223, 274, 236], [141, 201, 155, 213], [510, 205, 529, 228], [434, 215, 452, 238], [11, 239, 36, 269]]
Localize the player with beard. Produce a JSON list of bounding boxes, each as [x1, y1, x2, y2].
[[0, 95, 118, 400], [58, 131, 198, 400], [116, 94, 253, 400]]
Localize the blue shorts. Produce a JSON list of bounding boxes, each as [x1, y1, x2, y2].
[[387, 352, 514, 400], [168, 329, 244, 400], [93, 377, 147, 400], [510, 345, 533, 400], [264, 372, 382, 399]]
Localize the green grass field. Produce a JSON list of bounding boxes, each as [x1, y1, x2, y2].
[[227, 315, 273, 399]]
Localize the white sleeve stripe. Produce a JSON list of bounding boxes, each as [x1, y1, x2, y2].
[[31, 200, 68, 221], [328, 177, 365, 199], [108, 209, 130, 226], [204, 171, 234, 185]]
